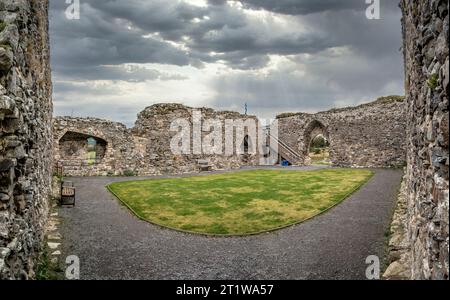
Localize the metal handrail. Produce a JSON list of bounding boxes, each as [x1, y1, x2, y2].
[[267, 134, 302, 159]]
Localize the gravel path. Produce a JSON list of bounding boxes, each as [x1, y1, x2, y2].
[[58, 167, 402, 280]]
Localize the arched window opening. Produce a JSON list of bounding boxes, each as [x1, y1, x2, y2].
[[304, 121, 331, 166], [87, 137, 98, 165], [243, 135, 250, 154], [59, 131, 107, 165]]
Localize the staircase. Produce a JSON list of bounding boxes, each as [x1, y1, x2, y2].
[[266, 133, 303, 165]]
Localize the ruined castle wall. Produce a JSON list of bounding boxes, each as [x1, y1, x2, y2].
[[133, 104, 260, 174], [0, 0, 52, 279], [54, 104, 260, 176], [401, 0, 449, 279], [277, 97, 407, 168], [53, 117, 148, 176]]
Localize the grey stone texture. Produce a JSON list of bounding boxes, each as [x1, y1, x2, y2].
[[0, 0, 52, 279], [0, 0, 447, 281], [54, 103, 260, 176], [401, 0, 449, 280], [277, 96, 408, 168], [383, 175, 412, 280]]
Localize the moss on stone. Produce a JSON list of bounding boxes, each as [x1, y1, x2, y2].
[[35, 245, 64, 280], [427, 73, 439, 90], [0, 42, 11, 50], [375, 95, 406, 103], [0, 21, 6, 32]]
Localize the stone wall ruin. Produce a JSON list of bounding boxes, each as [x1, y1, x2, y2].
[[401, 0, 449, 280], [277, 96, 408, 168], [0, 0, 52, 279], [53, 117, 146, 176], [0, 0, 446, 281], [54, 103, 261, 176], [55, 97, 409, 175]]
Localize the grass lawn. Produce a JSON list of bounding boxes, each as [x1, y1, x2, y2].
[[309, 149, 332, 166], [107, 169, 373, 235]]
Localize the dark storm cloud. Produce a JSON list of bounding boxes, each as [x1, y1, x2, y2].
[[50, 0, 403, 73], [50, 0, 347, 74], [207, 0, 227, 6], [205, 1, 405, 115], [50, 0, 405, 123], [87, 0, 207, 38], [53, 81, 124, 98], [240, 0, 399, 15], [54, 65, 188, 82], [210, 47, 404, 116], [50, 1, 192, 76]]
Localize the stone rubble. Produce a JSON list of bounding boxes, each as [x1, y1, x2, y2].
[[383, 175, 411, 280]]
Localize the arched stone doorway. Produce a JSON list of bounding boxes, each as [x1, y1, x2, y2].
[[303, 120, 330, 165], [240, 134, 253, 163], [243, 135, 250, 154], [59, 131, 108, 165]]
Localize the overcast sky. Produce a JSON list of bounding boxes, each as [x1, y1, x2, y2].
[[50, 0, 404, 127]]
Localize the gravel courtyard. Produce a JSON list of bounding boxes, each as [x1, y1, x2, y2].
[[58, 167, 403, 280]]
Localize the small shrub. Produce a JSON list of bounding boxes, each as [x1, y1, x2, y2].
[[0, 21, 7, 32], [376, 95, 405, 103], [310, 135, 329, 150], [0, 42, 11, 50], [53, 172, 63, 180], [36, 246, 64, 280], [427, 73, 439, 90], [123, 170, 137, 177]]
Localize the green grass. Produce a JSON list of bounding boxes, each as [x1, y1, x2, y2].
[[107, 169, 373, 235], [87, 151, 96, 165], [427, 73, 439, 90], [311, 159, 333, 166], [309, 149, 332, 166], [36, 245, 64, 280]]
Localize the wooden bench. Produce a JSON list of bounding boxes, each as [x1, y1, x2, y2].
[[197, 160, 212, 172], [60, 181, 76, 206]]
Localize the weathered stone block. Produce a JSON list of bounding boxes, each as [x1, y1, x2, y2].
[[0, 46, 13, 71]]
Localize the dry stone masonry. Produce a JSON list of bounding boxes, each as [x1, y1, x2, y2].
[[0, 0, 447, 281], [401, 0, 449, 280], [0, 0, 52, 279], [53, 117, 145, 176], [55, 97, 409, 174], [277, 96, 407, 168], [383, 175, 412, 279], [54, 104, 260, 176]]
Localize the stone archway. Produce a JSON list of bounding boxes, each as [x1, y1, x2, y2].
[[240, 134, 253, 164], [302, 120, 330, 165], [58, 131, 108, 165], [243, 135, 250, 154]]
